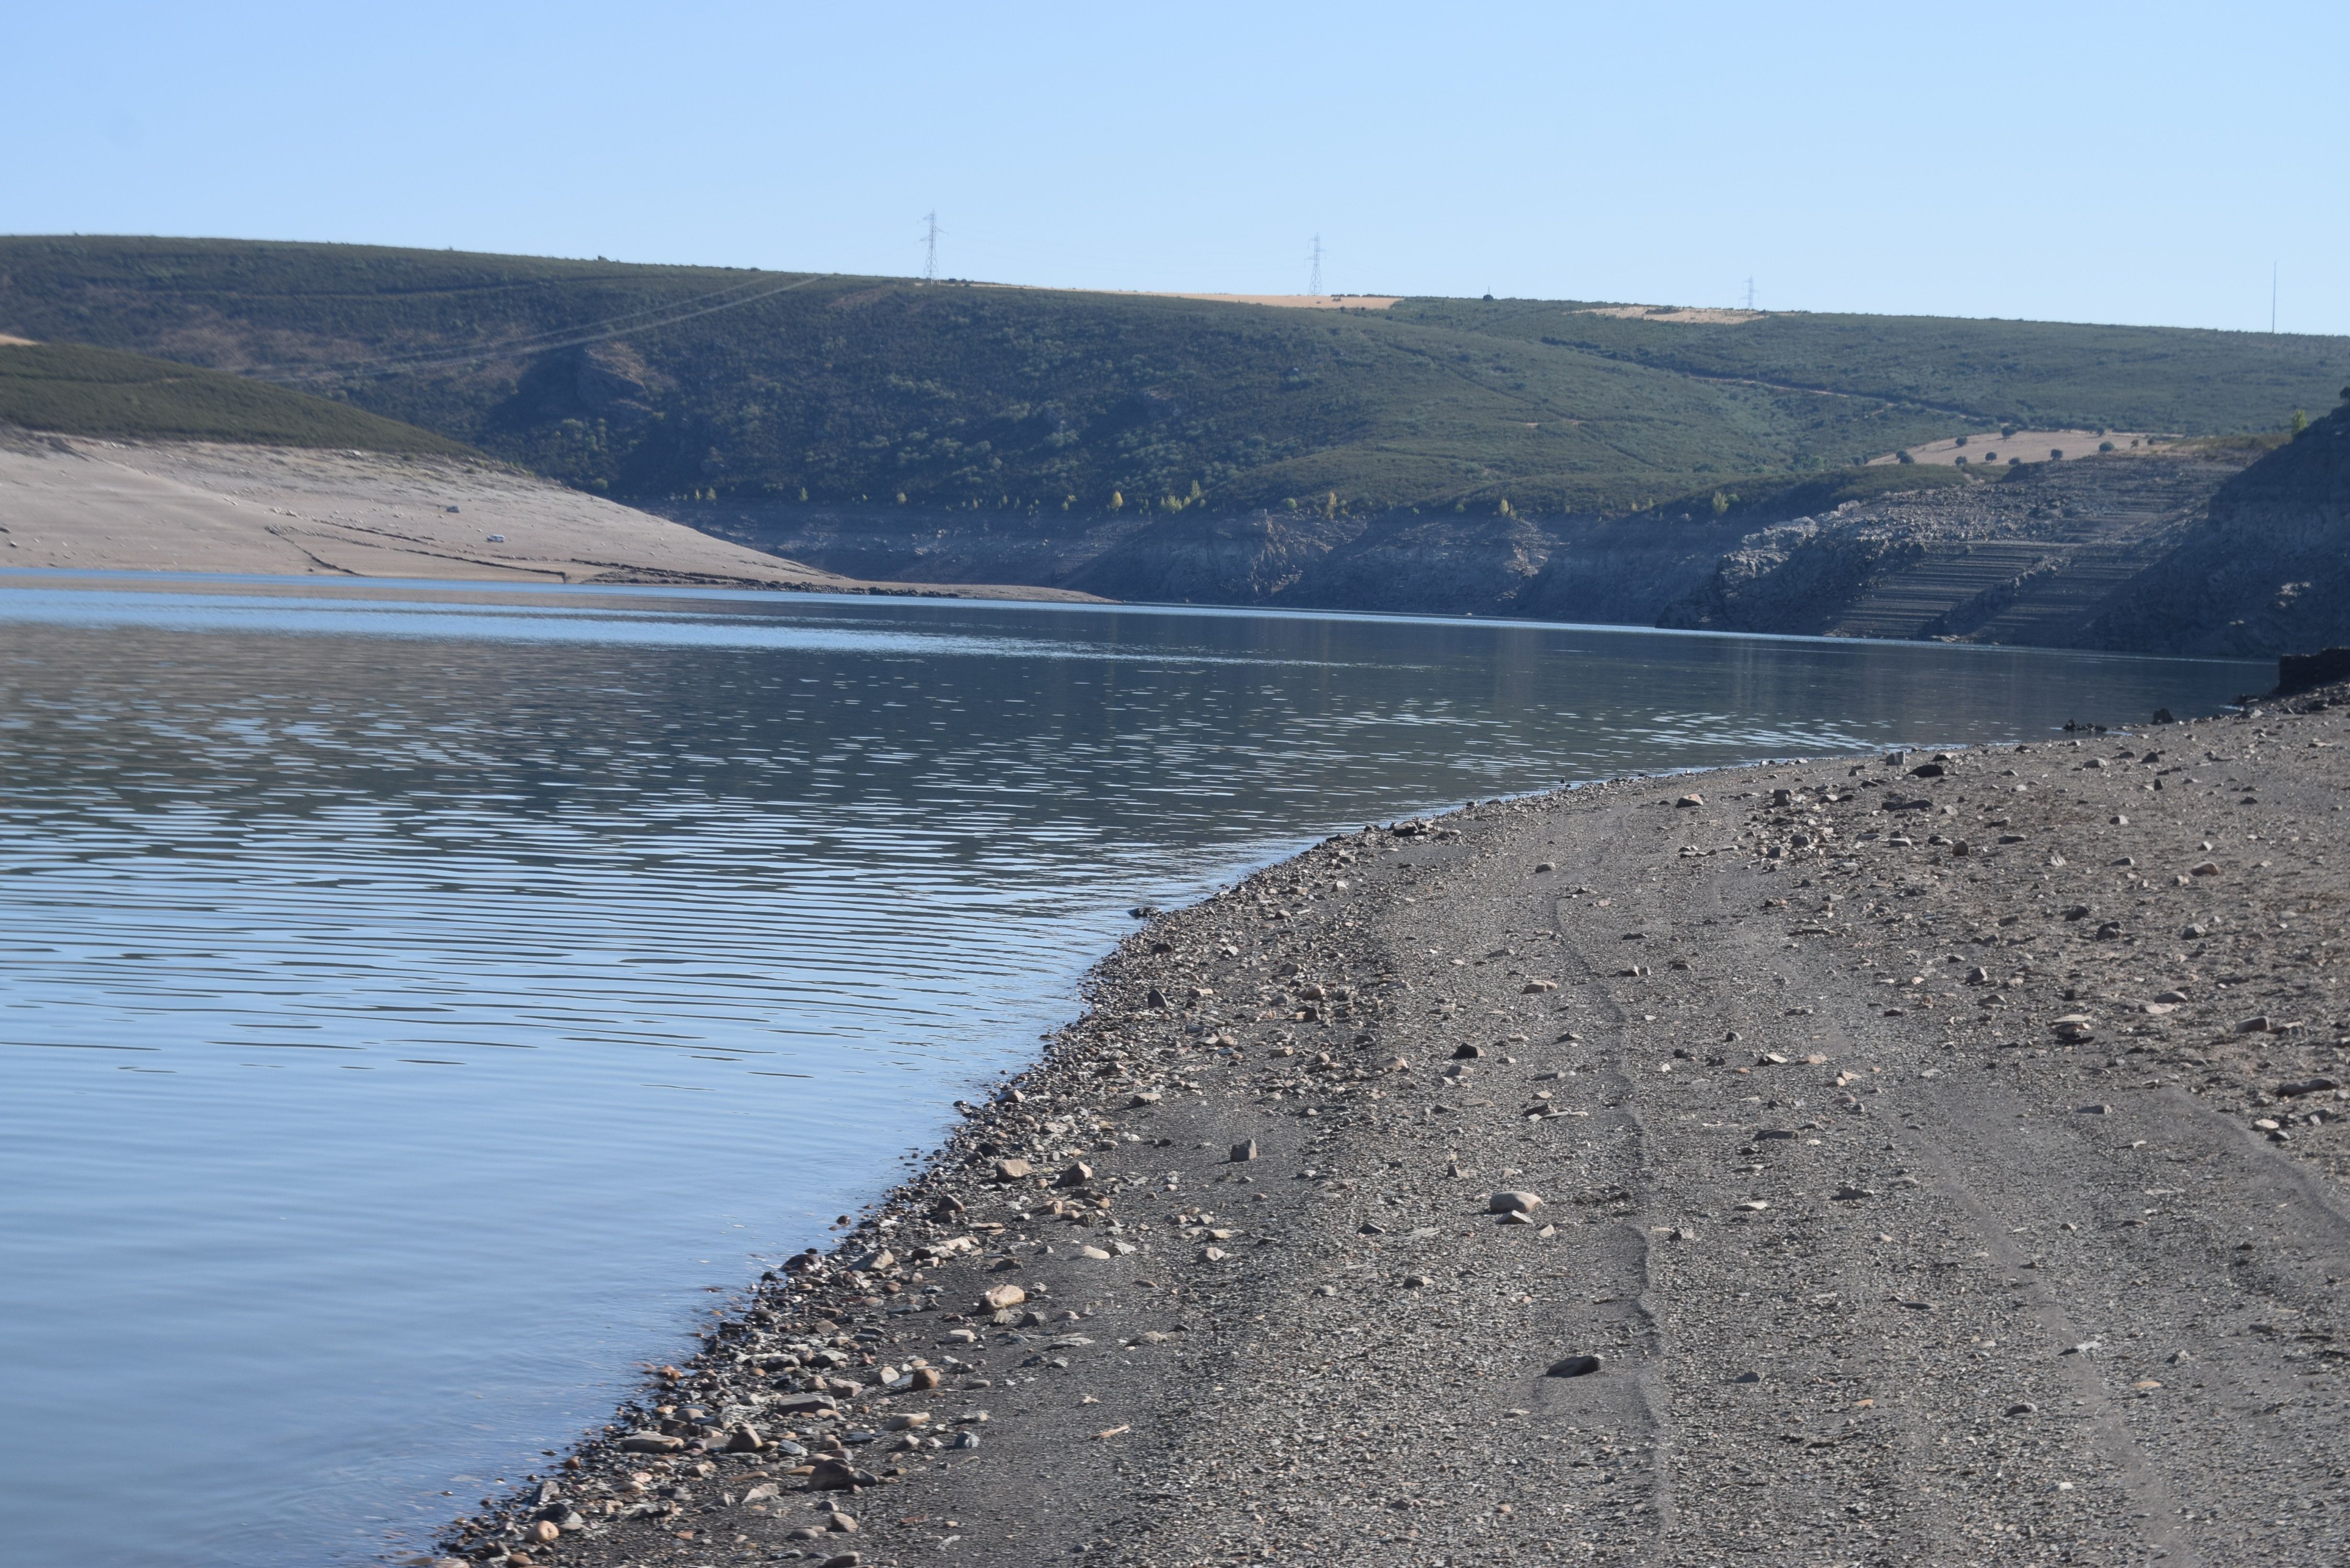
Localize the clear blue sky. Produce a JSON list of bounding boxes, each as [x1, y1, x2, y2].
[[9, 2, 2344, 335]]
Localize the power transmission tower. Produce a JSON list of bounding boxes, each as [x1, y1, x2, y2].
[[922, 211, 943, 283], [1744, 276, 1757, 310], [2272, 261, 2278, 333], [1308, 234, 1324, 297]]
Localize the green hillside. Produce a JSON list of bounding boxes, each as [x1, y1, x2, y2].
[[0, 235, 2337, 520], [0, 338, 470, 454]]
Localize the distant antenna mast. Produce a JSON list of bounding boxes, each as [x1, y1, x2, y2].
[[922, 211, 943, 283], [1308, 234, 1324, 297], [2271, 260, 2278, 334], [1744, 275, 1757, 310]]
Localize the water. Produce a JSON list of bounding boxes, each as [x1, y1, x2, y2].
[[0, 574, 2261, 1566]]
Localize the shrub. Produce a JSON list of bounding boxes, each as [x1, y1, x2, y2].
[[2049, 448, 2064, 460], [1896, 450, 1915, 464]]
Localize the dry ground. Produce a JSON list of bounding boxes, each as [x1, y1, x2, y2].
[[440, 690, 2349, 1568], [0, 429, 1097, 598]]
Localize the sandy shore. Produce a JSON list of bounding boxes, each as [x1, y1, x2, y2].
[[435, 682, 2349, 1568], [0, 428, 1096, 599]]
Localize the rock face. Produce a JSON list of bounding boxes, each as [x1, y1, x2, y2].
[[1658, 453, 2253, 644], [677, 423, 2350, 656], [686, 498, 1736, 622], [2082, 404, 2350, 655]]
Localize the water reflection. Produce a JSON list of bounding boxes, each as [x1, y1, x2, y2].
[[0, 580, 2257, 1565]]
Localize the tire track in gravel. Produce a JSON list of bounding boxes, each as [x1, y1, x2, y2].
[[1546, 811, 1680, 1558]]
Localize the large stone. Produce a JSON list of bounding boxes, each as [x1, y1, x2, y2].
[[807, 1457, 872, 1491]]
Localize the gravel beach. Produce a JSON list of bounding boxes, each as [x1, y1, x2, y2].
[[436, 684, 2350, 1568]]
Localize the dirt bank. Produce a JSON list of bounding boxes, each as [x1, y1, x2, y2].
[[435, 686, 2349, 1568], [0, 429, 1098, 598]]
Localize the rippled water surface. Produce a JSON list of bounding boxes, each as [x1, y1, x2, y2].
[[0, 576, 2261, 1565]]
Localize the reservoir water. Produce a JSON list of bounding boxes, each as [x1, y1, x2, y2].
[[0, 575, 2262, 1566]]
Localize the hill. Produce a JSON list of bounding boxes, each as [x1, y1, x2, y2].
[[2082, 397, 2350, 655], [0, 338, 469, 454], [0, 236, 2341, 527]]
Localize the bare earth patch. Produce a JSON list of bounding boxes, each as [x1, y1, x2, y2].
[[0, 429, 1096, 599], [1869, 429, 2166, 468], [1574, 304, 1765, 325]]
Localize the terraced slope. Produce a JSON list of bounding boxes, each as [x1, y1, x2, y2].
[[1661, 455, 2255, 644]]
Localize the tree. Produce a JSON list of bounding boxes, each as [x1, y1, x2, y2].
[[1710, 489, 1729, 515], [2049, 448, 2064, 461], [1109, 490, 1124, 512], [2289, 409, 2309, 437]]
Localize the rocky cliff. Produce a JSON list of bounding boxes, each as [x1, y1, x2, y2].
[[676, 414, 2350, 658], [1656, 454, 2251, 644], [2081, 404, 2350, 655]]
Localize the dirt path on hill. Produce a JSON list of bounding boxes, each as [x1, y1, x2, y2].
[[439, 694, 2349, 1568]]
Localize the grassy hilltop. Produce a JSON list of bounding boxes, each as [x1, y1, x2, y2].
[[0, 235, 2340, 522], [0, 339, 470, 454]]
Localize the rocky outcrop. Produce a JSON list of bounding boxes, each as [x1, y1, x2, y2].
[[1657, 455, 2250, 644], [2082, 406, 2350, 655], [662, 432, 2350, 657]]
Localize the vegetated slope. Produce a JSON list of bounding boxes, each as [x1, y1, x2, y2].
[[1409, 297, 2344, 437], [1, 236, 2340, 529], [0, 339, 469, 454], [2082, 398, 2350, 655]]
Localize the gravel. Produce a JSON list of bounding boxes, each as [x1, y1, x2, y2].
[[435, 689, 2350, 1568]]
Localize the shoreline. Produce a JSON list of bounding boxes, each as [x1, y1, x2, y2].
[[0, 429, 1098, 601], [434, 687, 2350, 1568]]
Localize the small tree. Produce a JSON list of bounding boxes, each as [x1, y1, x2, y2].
[[1109, 490, 1124, 512], [2049, 448, 2064, 461], [1710, 489, 1729, 515], [2289, 409, 2310, 437], [1896, 450, 1915, 464]]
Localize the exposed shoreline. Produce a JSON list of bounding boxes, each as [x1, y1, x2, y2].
[[433, 684, 2350, 1568], [0, 428, 1098, 601]]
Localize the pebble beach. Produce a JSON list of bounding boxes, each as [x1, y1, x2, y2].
[[434, 680, 2350, 1568]]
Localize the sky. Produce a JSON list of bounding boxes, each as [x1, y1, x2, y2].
[[8, 1, 2345, 336]]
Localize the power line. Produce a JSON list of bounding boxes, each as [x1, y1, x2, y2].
[[256, 273, 825, 383], [1308, 234, 1324, 297]]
